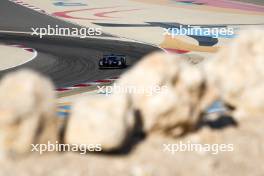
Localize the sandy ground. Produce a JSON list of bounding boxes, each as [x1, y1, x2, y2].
[[0, 45, 35, 71], [1, 116, 264, 176]]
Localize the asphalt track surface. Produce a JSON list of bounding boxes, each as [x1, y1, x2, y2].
[[0, 0, 160, 87]]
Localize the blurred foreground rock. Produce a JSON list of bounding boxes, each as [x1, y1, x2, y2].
[[66, 94, 134, 151], [116, 52, 215, 136], [0, 70, 60, 158], [206, 29, 264, 119]]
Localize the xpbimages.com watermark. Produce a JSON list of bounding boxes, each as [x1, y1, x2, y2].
[[31, 141, 102, 155], [163, 25, 235, 38], [97, 84, 169, 96], [163, 141, 234, 155], [31, 25, 102, 38]]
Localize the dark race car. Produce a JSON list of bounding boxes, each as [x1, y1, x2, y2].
[[99, 54, 126, 69]]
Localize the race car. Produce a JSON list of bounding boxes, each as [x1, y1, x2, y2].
[[99, 54, 126, 69]]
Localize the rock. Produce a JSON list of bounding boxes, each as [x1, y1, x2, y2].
[[115, 52, 180, 133], [185, 53, 205, 65], [0, 69, 60, 158], [152, 62, 216, 136], [205, 29, 264, 119], [116, 52, 216, 136], [66, 94, 134, 151]]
